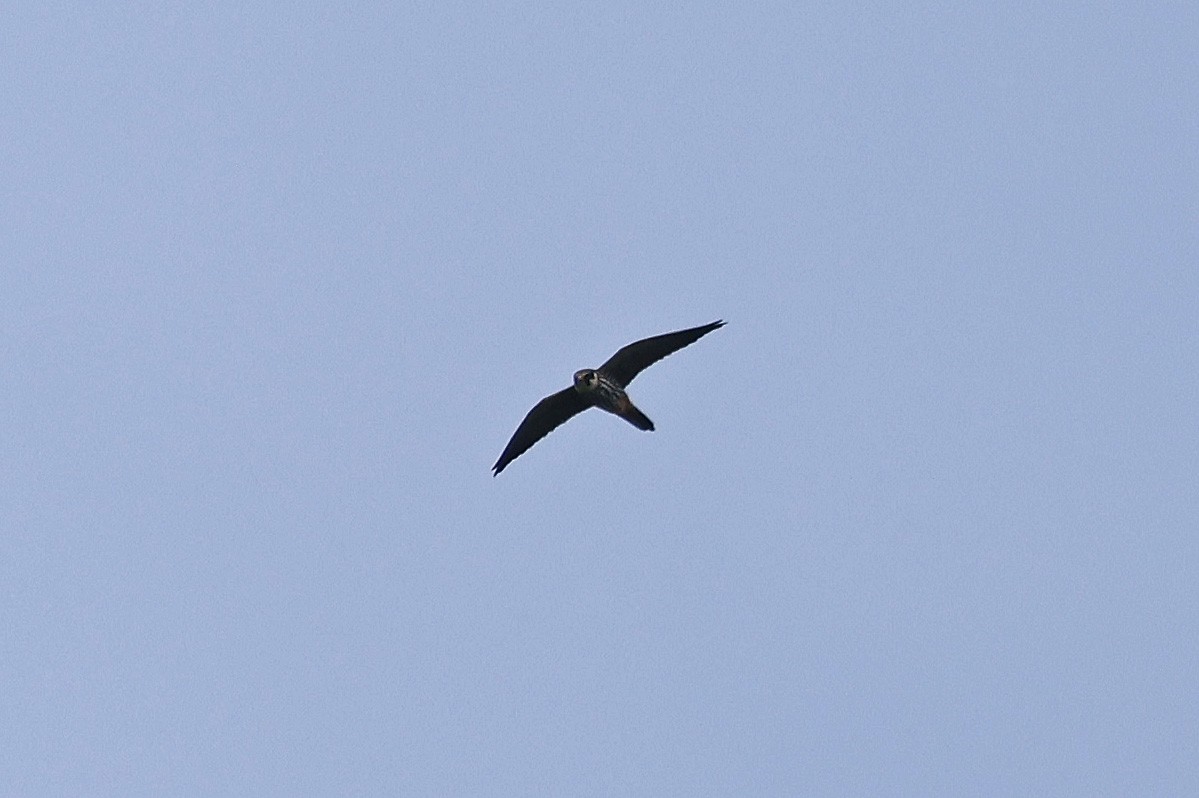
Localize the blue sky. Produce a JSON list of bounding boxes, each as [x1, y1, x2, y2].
[[4, 3, 1197, 795]]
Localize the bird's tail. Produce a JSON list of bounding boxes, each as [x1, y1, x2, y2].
[[621, 402, 655, 432]]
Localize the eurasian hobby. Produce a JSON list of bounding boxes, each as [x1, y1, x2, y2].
[[492, 320, 725, 475]]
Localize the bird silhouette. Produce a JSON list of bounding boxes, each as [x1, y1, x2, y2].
[[492, 320, 725, 475]]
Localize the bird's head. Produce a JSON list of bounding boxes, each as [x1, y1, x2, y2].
[[573, 369, 598, 392]]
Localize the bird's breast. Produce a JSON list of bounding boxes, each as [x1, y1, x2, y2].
[[588, 376, 627, 412]]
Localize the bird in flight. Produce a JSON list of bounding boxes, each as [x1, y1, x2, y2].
[[492, 320, 725, 475]]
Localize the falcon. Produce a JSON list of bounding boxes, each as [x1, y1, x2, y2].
[[492, 320, 725, 475]]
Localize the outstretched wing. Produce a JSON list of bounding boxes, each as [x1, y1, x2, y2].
[[599, 320, 725, 387], [492, 387, 589, 475]]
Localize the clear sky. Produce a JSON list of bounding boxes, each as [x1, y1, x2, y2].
[[4, 3, 1197, 795]]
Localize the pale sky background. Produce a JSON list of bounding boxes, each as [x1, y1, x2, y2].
[[4, 3, 1197, 795]]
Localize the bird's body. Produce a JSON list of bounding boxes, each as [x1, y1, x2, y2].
[[573, 368, 655, 431], [492, 320, 724, 475]]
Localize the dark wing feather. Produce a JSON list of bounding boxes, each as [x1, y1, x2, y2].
[[492, 387, 589, 475], [599, 320, 725, 387]]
